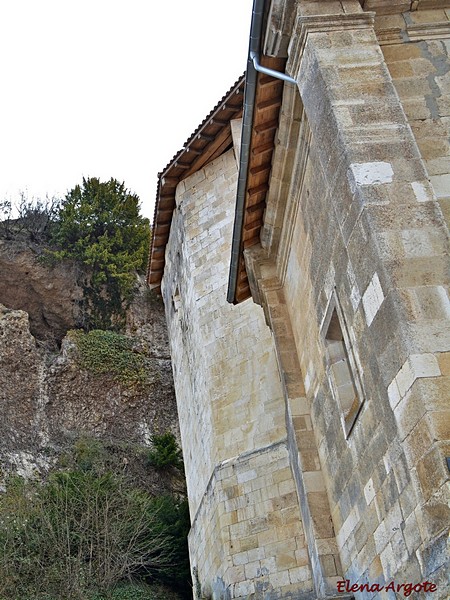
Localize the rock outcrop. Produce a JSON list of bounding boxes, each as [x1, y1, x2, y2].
[[0, 241, 178, 479], [0, 239, 83, 344]]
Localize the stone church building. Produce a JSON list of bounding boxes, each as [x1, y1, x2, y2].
[[148, 1, 450, 598]]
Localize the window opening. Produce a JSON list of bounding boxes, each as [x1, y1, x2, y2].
[[325, 306, 363, 436]]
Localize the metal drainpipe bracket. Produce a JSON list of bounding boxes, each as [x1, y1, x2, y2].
[[250, 50, 297, 85]]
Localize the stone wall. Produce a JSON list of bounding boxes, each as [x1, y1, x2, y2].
[[162, 148, 314, 598], [249, 1, 450, 597], [379, 9, 450, 225], [157, 2, 449, 598]]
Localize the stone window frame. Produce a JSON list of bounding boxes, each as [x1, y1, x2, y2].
[[322, 291, 364, 437]]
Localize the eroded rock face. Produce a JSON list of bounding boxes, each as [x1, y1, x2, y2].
[[0, 249, 178, 477], [43, 298, 177, 448], [0, 239, 83, 344], [0, 305, 43, 455]]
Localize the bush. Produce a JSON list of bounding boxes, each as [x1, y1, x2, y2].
[[88, 582, 183, 600], [146, 433, 184, 471], [145, 496, 191, 590], [68, 329, 149, 386], [0, 193, 60, 243], [0, 440, 191, 600], [0, 472, 173, 598], [48, 177, 150, 330], [69, 436, 109, 473]]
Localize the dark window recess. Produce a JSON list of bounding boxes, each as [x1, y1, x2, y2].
[[325, 309, 363, 436]]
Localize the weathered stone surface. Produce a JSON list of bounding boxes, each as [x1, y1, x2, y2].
[[0, 239, 83, 344], [153, 2, 450, 599], [0, 278, 178, 481], [163, 150, 315, 598]]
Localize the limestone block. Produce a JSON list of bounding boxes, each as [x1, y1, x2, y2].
[[387, 60, 415, 78], [431, 174, 450, 198], [382, 43, 422, 62], [415, 484, 450, 543], [288, 565, 311, 584], [373, 520, 389, 554], [408, 8, 449, 23], [395, 387, 429, 441], [269, 569, 290, 587], [362, 271, 385, 326], [398, 481, 418, 521], [416, 443, 450, 502], [437, 352, 450, 375], [401, 97, 432, 120], [349, 161, 394, 189], [437, 95, 450, 117], [404, 417, 434, 466]]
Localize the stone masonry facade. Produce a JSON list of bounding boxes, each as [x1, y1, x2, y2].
[[156, 1, 449, 599], [163, 150, 313, 598]]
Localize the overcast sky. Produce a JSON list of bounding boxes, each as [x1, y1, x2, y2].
[[0, 0, 253, 219]]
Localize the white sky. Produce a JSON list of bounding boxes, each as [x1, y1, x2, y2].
[[0, 0, 253, 220]]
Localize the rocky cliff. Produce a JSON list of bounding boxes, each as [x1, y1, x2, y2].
[[0, 238, 178, 481]]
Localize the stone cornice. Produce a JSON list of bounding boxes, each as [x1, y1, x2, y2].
[[298, 11, 375, 34], [288, 12, 376, 78], [243, 245, 283, 327], [264, 0, 297, 57], [376, 20, 450, 44]]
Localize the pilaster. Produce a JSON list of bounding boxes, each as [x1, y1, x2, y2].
[[245, 246, 344, 599]]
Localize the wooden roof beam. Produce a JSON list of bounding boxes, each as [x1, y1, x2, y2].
[[158, 197, 175, 210], [209, 117, 229, 127], [250, 163, 271, 176], [161, 176, 179, 187], [197, 133, 215, 142], [155, 208, 174, 221], [222, 101, 242, 111], [183, 127, 232, 179], [244, 218, 264, 232], [256, 97, 282, 111], [255, 119, 279, 134], [252, 141, 274, 156], [185, 147, 202, 156], [248, 182, 269, 197]]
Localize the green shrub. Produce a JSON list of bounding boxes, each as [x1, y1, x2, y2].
[[47, 177, 150, 330], [145, 496, 191, 590], [146, 433, 184, 470], [68, 329, 149, 386], [0, 441, 191, 600], [70, 436, 109, 472]]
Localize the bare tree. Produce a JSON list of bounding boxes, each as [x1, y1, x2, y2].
[[0, 192, 61, 243]]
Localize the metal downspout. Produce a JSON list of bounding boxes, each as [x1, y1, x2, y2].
[[250, 50, 296, 85], [226, 0, 296, 304]]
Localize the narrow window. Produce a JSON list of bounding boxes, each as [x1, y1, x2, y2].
[[172, 286, 181, 312], [325, 306, 363, 436]]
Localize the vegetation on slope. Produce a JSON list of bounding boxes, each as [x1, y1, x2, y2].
[[0, 178, 151, 331], [0, 436, 190, 600], [48, 177, 150, 330], [67, 329, 150, 386], [0, 182, 190, 599]]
